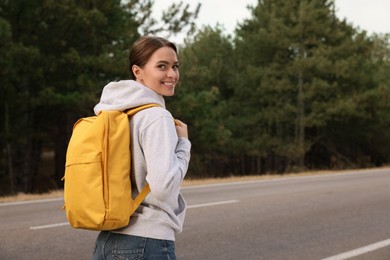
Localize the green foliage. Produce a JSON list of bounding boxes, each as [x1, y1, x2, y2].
[[222, 0, 389, 172], [0, 0, 389, 193], [167, 27, 235, 177], [172, 0, 390, 176], [0, 0, 199, 195]]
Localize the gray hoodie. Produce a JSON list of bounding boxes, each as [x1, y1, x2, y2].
[[94, 80, 191, 241]]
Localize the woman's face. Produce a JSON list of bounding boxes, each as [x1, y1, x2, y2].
[[134, 46, 180, 96]]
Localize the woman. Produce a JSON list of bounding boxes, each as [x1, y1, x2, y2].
[[92, 36, 191, 260]]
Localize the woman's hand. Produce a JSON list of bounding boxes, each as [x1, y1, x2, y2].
[[174, 119, 189, 139]]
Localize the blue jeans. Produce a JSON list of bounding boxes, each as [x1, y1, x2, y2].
[[92, 231, 177, 260]]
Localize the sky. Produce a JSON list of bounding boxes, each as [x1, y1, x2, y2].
[[152, 0, 390, 43]]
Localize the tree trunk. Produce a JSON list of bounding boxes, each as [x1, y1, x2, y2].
[[55, 124, 67, 188], [296, 2, 306, 170], [4, 103, 15, 195]]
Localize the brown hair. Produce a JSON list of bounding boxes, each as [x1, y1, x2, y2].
[[129, 36, 178, 80]]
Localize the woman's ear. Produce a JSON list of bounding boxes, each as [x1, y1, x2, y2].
[[132, 65, 142, 81]]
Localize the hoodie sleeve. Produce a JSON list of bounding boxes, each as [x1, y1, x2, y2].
[[140, 115, 191, 202]]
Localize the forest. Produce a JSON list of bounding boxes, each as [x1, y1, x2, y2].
[[0, 0, 389, 195]]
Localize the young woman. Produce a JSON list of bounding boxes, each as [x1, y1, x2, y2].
[[92, 36, 191, 260]]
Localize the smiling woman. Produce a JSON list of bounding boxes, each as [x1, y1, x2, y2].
[[92, 36, 191, 260], [132, 45, 180, 96]]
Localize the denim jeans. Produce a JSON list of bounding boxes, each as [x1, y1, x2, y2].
[[92, 231, 176, 260]]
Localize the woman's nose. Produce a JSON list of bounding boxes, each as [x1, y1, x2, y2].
[[167, 68, 178, 78]]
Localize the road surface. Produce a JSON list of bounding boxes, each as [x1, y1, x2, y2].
[[1, 168, 389, 259]]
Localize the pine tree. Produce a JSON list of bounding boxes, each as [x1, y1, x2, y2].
[[232, 0, 381, 172], [169, 27, 234, 177]]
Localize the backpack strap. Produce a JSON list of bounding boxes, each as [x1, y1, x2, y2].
[[130, 184, 151, 215], [126, 103, 159, 215]]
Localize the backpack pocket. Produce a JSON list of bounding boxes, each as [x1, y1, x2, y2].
[[64, 152, 106, 230]]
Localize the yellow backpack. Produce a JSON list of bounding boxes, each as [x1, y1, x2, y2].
[[63, 104, 158, 231]]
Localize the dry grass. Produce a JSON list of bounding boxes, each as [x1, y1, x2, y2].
[[0, 190, 64, 203], [0, 174, 295, 203], [181, 168, 362, 186], [1, 167, 387, 203]]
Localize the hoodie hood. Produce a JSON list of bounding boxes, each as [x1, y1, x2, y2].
[[94, 80, 165, 115]]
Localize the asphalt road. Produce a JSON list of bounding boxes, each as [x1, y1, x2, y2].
[[1, 168, 389, 260]]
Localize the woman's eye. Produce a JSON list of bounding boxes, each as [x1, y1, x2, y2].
[[158, 64, 166, 69], [173, 65, 179, 70]]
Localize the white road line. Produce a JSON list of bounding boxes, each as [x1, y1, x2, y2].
[[30, 222, 69, 230], [321, 238, 390, 260], [187, 200, 239, 209], [29, 200, 239, 230], [0, 197, 63, 207], [4, 168, 388, 207]]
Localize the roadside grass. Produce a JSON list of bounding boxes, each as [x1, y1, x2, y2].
[[0, 190, 64, 203], [1, 167, 387, 203], [181, 170, 325, 186]]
